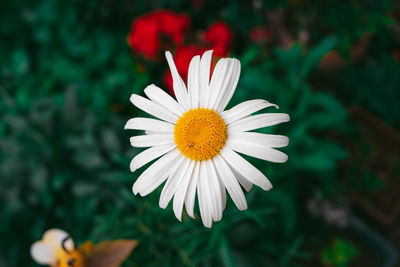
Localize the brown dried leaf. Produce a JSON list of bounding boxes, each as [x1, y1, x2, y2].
[[78, 239, 138, 267]]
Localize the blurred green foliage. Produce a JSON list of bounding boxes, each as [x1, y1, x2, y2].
[[321, 237, 359, 267], [0, 0, 398, 266]]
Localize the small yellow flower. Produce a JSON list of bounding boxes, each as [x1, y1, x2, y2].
[[31, 228, 137, 267], [31, 229, 84, 267]]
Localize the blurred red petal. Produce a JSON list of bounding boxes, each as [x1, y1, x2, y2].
[[211, 43, 228, 57], [204, 22, 233, 48], [128, 10, 191, 59], [128, 16, 160, 59], [157, 11, 190, 45], [174, 45, 206, 76]]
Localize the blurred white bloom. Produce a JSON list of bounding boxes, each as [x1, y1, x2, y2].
[[125, 50, 290, 228], [30, 229, 74, 265]]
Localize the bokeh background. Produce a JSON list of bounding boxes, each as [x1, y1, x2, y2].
[[1, 0, 400, 266]]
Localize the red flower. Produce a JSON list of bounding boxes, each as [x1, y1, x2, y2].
[[154, 10, 190, 45], [128, 10, 190, 59], [204, 22, 232, 57], [127, 16, 159, 59]]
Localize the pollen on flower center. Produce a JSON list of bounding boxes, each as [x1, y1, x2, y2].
[[174, 108, 227, 161]]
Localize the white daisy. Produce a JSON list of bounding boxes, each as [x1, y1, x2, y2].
[[125, 50, 290, 228]]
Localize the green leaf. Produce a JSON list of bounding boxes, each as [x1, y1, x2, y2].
[[300, 36, 337, 78], [219, 236, 236, 267]]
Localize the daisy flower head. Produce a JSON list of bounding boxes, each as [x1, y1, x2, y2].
[[125, 50, 290, 228]]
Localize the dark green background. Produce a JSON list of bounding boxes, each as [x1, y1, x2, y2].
[[1, 0, 399, 266]]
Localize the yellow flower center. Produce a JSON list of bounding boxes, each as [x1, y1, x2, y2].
[[174, 108, 227, 161]]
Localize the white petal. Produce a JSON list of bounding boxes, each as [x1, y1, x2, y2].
[[207, 58, 229, 109], [30, 241, 56, 265], [130, 134, 174, 148], [145, 130, 165, 135], [205, 160, 223, 221], [130, 94, 178, 123], [185, 161, 200, 218], [197, 161, 213, 228], [199, 50, 213, 107], [173, 160, 196, 220], [159, 158, 192, 209], [232, 167, 253, 192], [130, 143, 176, 172], [220, 147, 273, 191], [229, 132, 289, 148], [213, 155, 247, 210], [213, 59, 235, 110], [144, 84, 185, 116], [165, 51, 189, 109], [125, 117, 174, 132], [139, 155, 184, 197], [228, 113, 290, 132], [188, 56, 201, 108], [216, 58, 241, 112], [132, 149, 181, 196], [43, 229, 73, 250], [227, 139, 288, 163], [219, 174, 227, 211], [221, 99, 279, 124]]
